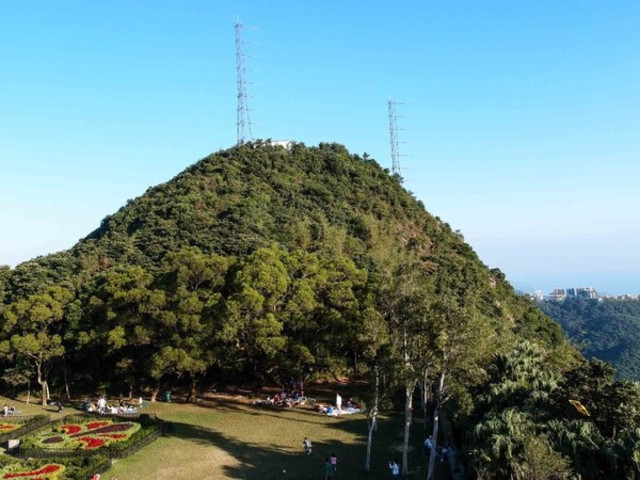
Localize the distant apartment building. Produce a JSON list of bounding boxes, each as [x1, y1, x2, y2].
[[617, 294, 639, 301], [532, 290, 545, 301], [547, 287, 599, 301], [548, 289, 566, 301], [576, 287, 598, 299]]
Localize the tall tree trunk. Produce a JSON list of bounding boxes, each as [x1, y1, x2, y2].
[[40, 380, 48, 406], [401, 324, 415, 477], [402, 382, 415, 477], [421, 366, 430, 432], [36, 361, 47, 406], [353, 351, 359, 380], [427, 369, 446, 480], [365, 365, 380, 472], [150, 381, 161, 402], [187, 377, 197, 403], [63, 358, 71, 401]]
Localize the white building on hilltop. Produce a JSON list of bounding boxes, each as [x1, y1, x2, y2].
[[268, 140, 293, 150]]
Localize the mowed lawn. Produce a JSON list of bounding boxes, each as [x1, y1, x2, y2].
[[105, 394, 446, 480], [1, 394, 449, 480]]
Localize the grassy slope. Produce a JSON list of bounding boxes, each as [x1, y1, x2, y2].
[[103, 396, 446, 480], [0, 394, 447, 479]]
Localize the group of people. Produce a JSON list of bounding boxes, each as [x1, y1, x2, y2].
[[302, 437, 338, 480], [2, 404, 17, 416], [82, 396, 140, 414], [315, 394, 363, 416], [270, 389, 306, 408], [424, 435, 453, 463], [301, 438, 338, 479], [324, 454, 338, 479], [257, 379, 307, 408]]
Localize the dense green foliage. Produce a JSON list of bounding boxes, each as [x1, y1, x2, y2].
[[462, 345, 640, 479], [1, 142, 637, 478], [540, 298, 640, 381]]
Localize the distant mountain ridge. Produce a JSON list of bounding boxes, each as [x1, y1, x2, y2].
[[539, 297, 640, 381]]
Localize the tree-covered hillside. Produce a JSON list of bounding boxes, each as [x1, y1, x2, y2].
[[540, 297, 640, 381], [1, 142, 638, 479]]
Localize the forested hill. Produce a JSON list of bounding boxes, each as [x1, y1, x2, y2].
[[4, 141, 567, 353], [6, 142, 640, 479], [539, 298, 640, 381], [1, 140, 576, 398]]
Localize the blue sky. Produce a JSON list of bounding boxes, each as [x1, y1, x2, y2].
[[1, 1, 639, 295]]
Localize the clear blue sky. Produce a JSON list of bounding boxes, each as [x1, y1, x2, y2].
[[1, 1, 639, 295]]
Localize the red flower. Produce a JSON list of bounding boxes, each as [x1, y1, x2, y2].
[[3, 464, 63, 479], [76, 436, 105, 449], [85, 421, 110, 430], [59, 425, 81, 435]]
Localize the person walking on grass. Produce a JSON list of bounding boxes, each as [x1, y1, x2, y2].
[[388, 459, 400, 480], [330, 453, 337, 475], [303, 437, 312, 455], [424, 435, 433, 456], [324, 458, 333, 480]]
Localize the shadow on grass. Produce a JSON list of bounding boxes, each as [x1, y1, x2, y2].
[[165, 419, 371, 480], [163, 403, 444, 480]]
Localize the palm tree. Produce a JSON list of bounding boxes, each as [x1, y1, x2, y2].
[[473, 408, 534, 480], [613, 427, 640, 477]]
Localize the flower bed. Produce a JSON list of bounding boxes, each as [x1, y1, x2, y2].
[[19, 414, 166, 459], [29, 419, 140, 450], [0, 415, 50, 444], [0, 456, 109, 480], [1, 463, 65, 480], [0, 422, 20, 433]]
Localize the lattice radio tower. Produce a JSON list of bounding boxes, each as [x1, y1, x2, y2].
[[235, 20, 252, 145], [388, 100, 401, 176]]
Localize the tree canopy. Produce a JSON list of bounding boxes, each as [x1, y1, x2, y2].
[[540, 297, 640, 381]]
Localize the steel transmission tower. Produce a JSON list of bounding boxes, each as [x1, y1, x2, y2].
[[388, 100, 401, 175], [235, 21, 252, 145]]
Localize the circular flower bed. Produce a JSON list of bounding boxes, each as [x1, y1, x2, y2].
[[1, 464, 64, 480], [32, 419, 140, 450]]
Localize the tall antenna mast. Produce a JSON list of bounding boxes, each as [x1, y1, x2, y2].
[[235, 20, 252, 145], [388, 100, 401, 176]]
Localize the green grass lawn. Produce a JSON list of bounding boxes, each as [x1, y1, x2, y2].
[[1, 393, 450, 479]]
